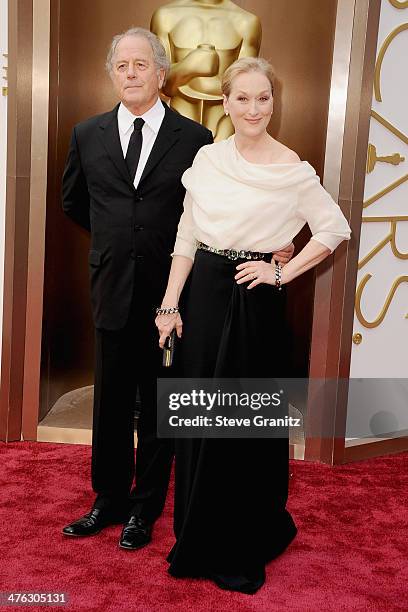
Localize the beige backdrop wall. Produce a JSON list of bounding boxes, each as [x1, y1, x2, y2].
[[347, 0, 408, 441]]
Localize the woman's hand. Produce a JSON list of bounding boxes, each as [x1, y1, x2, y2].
[[235, 260, 284, 290], [155, 311, 183, 348]]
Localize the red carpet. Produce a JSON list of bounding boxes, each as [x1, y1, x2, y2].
[[0, 442, 407, 611]]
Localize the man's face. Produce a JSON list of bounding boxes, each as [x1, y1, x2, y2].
[[110, 35, 165, 114]]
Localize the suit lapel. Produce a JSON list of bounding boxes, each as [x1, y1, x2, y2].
[[138, 103, 181, 187], [98, 104, 134, 188], [98, 102, 182, 190]]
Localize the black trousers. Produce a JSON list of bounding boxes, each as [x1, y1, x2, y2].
[[91, 258, 174, 523]]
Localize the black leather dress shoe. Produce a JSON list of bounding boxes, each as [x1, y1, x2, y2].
[[119, 515, 152, 550], [62, 508, 127, 537]]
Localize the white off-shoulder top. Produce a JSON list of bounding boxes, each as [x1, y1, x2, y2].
[[172, 135, 351, 260]]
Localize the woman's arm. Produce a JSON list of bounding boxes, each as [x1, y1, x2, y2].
[[235, 171, 351, 288], [280, 239, 331, 284], [156, 186, 198, 347], [161, 255, 193, 307], [156, 255, 193, 348], [234, 239, 331, 289]]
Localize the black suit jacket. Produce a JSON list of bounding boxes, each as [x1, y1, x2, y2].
[[62, 102, 213, 330]]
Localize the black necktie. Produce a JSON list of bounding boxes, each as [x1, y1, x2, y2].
[[125, 117, 144, 182]]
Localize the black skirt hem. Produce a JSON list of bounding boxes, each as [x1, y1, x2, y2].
[[166, 522, 298, 594]]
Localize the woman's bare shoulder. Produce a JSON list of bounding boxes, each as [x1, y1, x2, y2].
[[281, 148, 301, 163], [271, 140, 301, 163]]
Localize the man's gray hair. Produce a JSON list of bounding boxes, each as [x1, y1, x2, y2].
[[106, 27, 170, 83]]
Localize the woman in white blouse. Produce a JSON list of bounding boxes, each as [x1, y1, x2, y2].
[[156, 57, 351, 594]]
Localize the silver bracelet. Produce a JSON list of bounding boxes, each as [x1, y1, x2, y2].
[[274, 261, 282, 291], [156, 306, 179, 315]]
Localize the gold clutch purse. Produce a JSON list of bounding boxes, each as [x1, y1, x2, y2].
[[163, 329, 176, 367]]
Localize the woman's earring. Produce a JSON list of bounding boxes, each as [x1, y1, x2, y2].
[[225, 110, 229, 116]]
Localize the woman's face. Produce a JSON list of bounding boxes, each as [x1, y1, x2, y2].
[[223, 71, 273, 138]]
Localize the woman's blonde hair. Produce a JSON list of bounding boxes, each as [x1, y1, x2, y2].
[[221, 57, 275, 97]]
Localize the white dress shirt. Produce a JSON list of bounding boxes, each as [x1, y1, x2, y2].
[[173, 135, 352, 260], [117, 97, 165, 189]]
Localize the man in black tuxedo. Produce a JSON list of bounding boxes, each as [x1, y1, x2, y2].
[[61, 27, 293, 550]]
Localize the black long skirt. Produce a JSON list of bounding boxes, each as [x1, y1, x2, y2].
[[167, 250, 297, 594]]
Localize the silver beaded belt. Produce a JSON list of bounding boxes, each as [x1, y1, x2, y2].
[[197, 241, 266, 261]]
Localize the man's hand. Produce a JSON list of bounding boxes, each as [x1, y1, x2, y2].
[[272, 242, 294, 265]]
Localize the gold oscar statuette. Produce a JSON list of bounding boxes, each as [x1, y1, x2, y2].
[[151, 0, 262, 140]]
